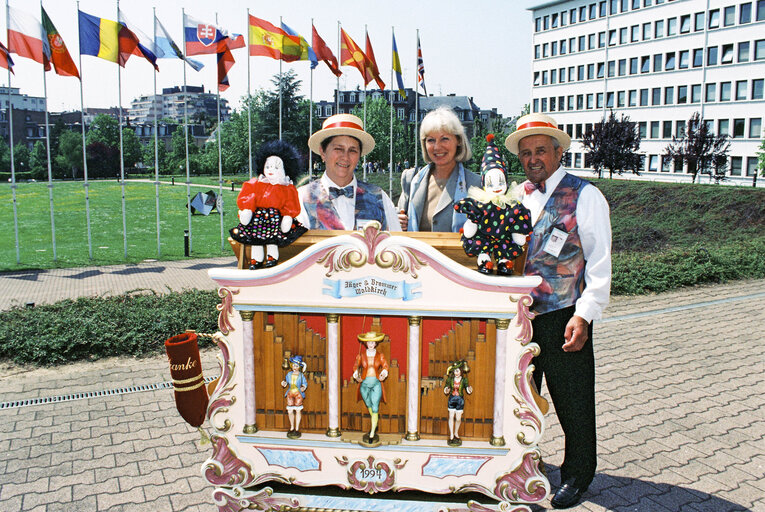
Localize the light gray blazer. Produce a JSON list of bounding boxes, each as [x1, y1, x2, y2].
[[398, 162, 481, 233]]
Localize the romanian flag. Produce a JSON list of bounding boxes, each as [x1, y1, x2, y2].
[[281, 21, 317, 68], [392, 32, 405, 98], [340, 29, 369, 84], [312, 24, 341, 77], [248, 15, 299, 61], [78, 10, 157, 69], [41, 7, 80, 78], [364, 31, 385, 90], [0, 41, 14, 73]]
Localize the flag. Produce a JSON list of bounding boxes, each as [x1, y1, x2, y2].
[[281, 21, 318, 68], [392, 32, 405, 98], [0, 41, 14, 73], [248, 15, 299, 61], [417, 34, 427, 95], [312, 24, 341, 77], [217, 45, 234, 91], [154, 16, 203, 72], [184, 14, 245, 56], [78, 10, 156, 69], [364, 31, 385, 90], [340, 29, 369, 84], [8, 6, 44, 65], [118, 10, 159, 70], [41, 7, 79, 78]]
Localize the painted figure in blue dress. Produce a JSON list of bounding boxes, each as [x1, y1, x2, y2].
[[281, 355, 308, 439]]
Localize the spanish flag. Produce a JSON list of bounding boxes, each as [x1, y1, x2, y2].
[[249, 15, 300, 62], [78, 10, 156, 69]]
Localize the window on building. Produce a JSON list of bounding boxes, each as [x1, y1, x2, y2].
[[691, 84, 702, 102], [569, 66, 576, 81], [738, 42, 750, 62], [561, 39, 567, 54], [600, 0, 607, 16], [618, 91, 626, 107], [607, 28, 616, 46], [576, 123, 584, 138], [709, 9, 720, 28], [652, 87, 662, 104], [706, 83, 717, 102], [665, 87, 675, 104], [550, 97, 557, 112], [533, 72, 541, 86], [693, 48, 703, 67], [560, 68, 567, 82], [577, 94, 584, 109], [641, 55, 650, 72], [724, 6, 736, 26], [610, 0, 619, 14], [750, 118, 763, 137], [597, 92, 604, 108], [562, 10, 568, 25], [678, 85, 688, 103], [571, 8, 578, 23], [639, 121, 647, 137], [534, 45, 541, 59], [559, 96, 566, 109], [587, 63, 595, 79], [755, 39, 765, 60], [533, 99, 539, 112], [552, 12, 559, 27], [665, 52, 676, 70], [663, 120, 673, 138], [620, 27, 628, 44], [590, 3, 598, 19], [707, 46, 718, 65], [544, 15, 550, 30], [720, 81, 732, 100], [734, 119, 746, 137], [541, 98, 548, 112], [551, 71, 557, 84], [758, 0, 765, 20], [630, 57, 638, 74], [667, 17, 677, 35], [606, 92, 615, 108], [719, 119, 730, 135], [575, 153, 582, 168], [694, 11, 705, 30], [661, 155, 672, 172], [607, 60, 616, 77], [649, 155, 659, 171], [643, 22, 652, 39], [580, 6, 587, 22], [680, 14, 691, 32], [619, 59, 627, 75], [645, 0, 653, 6], [543, 43, 549, 57], [740, 2, 752, 23], [653, 53, 663, 71], [678, 50, 689, 68], [566, 95, 574, 110], [542, 71, 548, 85], [753, 79, 764, 99], [629, 89, 637, 106], [599, 31, 606, 47], [705, 119, 715, 133], [578, 65, 585, 80], [586, 34, 593, 49], [632, 25, 640, 41], [587, 94, 594, 109], [655, 19, 664, 37], [640, 88, 649, 105], [597, 62, 605, 78], [651, 121, 660, 138], [747, 157, 759, 176], [570, 37, 577, 52], [721, 44, 734, 64], [632, 0, 640, 8], [730, 156, 742, 175], [736, 80, 747, 100], [398, 108, 405, 120]]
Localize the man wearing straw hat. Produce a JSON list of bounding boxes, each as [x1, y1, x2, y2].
[[505, 113, 611, 509], [298, 113, 400, 231]]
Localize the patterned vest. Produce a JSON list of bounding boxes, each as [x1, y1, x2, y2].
[[525, 173, 588, 315], [301, 179, 389, 230]]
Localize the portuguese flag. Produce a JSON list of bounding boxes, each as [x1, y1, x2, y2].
[[41, 6, 79, 78]]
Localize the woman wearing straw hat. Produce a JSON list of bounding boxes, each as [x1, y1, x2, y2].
[[397, 107, 481, 232], [297, 113, 400, 231], [505, 112, 611, 509]]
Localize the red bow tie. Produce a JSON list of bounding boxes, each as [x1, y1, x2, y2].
[[524, 181, 546, 194]]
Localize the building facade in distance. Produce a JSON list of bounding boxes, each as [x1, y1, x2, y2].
[[128, 85, 230, 124], [529, 0, 764, 184]]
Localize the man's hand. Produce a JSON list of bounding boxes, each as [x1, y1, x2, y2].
[[398, 210, 408, 231], [562, 315, 589, 352]]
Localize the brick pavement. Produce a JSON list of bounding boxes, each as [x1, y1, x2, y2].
[[0, 260, 763, 511]]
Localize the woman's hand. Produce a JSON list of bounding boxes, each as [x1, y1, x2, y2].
[[238, 209, 253, 225], [398, 210, 408, 231]]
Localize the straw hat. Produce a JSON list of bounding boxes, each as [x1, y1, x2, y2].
[[308, 113, 376, 157], [504, 113, 571, 155], [357, 331, 386, 344]]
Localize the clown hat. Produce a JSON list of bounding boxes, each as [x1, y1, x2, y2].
[[504, 113, 571, 155], [308, 114, 376, 157], [480, 134, 507, 184]]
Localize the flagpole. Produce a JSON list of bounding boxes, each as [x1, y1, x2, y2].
[[41, 17, 56, 262], [278, 16, 283, 140], [116, 0, 127, 260], [414, 29, 419, 172], [308, 19, 314, 179], [153, 7, 160, 257], [6, 0, 19, 264], [76, 0, 92, 259], [362, 25, 368, 182], [336, 21, 340, 114], [389, 27, 394, 199], [182, 8, 192, 254], [246, 8, 252, 179], [215, 13, 224, 251]]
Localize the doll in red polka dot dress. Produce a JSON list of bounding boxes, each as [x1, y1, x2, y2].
[[454, 134, 532, 275]]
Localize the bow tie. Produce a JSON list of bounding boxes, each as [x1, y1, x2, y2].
[[523, 181, 546, 194], [329, 186, 354, 199]]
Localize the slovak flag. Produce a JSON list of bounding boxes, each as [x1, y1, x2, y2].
[[183, 14, 244, 56]]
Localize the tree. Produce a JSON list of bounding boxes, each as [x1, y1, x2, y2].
[[581, 110, 642, 179], [756, 135, 765, 187], [665, 112, 730, 184], [56, 130, 83, 179], [141, 137, 170, 174], [29, 141, 49, 180], [351, 97, 408, 168], [86, 114, 142, 176], [254, 70, 311, 151], [473, 105, 529, 178], [13, 143, 31, 176]]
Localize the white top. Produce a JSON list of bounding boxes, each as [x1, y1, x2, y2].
[[297, 173, 401, 231], [520, 166, 612, 323]]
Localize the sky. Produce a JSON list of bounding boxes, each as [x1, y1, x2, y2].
[[4, 0, 539, 118]]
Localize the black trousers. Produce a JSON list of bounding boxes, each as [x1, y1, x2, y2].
[[531, 305, 596, 488]]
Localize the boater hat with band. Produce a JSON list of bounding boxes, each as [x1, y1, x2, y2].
[[504, 113, 571, 155], [308, 113, 376, 157]]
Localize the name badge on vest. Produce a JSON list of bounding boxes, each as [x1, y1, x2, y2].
[[543, 227, 569, 258]]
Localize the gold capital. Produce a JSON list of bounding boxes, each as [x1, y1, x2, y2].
[[239, 310, 255, 321], [408, 316, 422, 326], [243, 424, 258, 434], [495, 318, 511, 330], [326, 313, 339, 323]]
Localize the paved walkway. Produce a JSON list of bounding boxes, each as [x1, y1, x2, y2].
[[0, 258, 763, 511]]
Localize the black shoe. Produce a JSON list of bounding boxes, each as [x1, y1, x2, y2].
[[496, 260, 513, 276], [551, 480, 585, 509], [477, 260, 493, 274], [263, 256, 278, 268], [249, 260, 263, 270]]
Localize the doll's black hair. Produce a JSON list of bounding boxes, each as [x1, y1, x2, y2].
[[254, 140, 302, 181]]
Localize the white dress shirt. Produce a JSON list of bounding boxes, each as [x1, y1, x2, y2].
[[297, 173, 400, 231], [520, 166, 612, 322]]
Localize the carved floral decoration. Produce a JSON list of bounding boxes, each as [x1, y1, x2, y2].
[[207, 333, 235, 433], [217, 287, 239, 335], [211, 486, 299, 512]]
